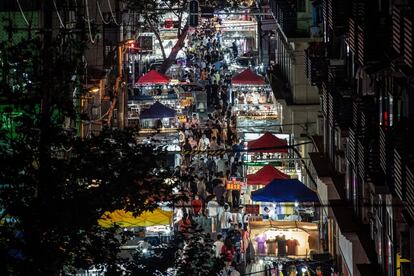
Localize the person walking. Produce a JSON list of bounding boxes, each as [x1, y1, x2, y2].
[[213, 234, 224, 258], [221, 236, 235, 271], [220, 203, 233, 238]]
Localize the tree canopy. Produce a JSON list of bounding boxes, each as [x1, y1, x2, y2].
[[0, 24, 177, 276]]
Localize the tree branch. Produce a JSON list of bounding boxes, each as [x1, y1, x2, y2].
[[145, 17, 167, 61]]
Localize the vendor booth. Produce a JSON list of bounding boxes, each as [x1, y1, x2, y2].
[[249, 220, 320, 258], [251, 179, 319, 222], [247, 132, 288, 154], [173, 83, 207, 115], [139, 101, 177, 129], [245, 132, 289, 164], [231, 69, 282, 135], [129, 70, 178, 127], [98, 209, 173, 228], [219, 19, 258, 54], [251, 179, 319, 203], [136, 70, 170, 86], [247, 164, 289, 185]]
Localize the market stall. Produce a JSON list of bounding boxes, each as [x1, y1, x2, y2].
[[129, 70, 178, 126], [251, 179, 319, 222], [247, 131, 288, 155], [246, 164, 289, 185], [230, 69, 282, 135], [139, 101, 177, 129], [249, 220, 320, 258], [98, 209, 173, 228], [251, 179, 319, 203]]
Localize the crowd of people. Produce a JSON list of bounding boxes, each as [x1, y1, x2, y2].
[[172, 19, 252, 275]]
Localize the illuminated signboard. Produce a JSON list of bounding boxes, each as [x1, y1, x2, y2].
[[226, 178, 242, 190]]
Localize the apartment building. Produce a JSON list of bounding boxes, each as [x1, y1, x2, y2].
[[0, 0, 122, 138], [304, 0, 414, 275], [266, 0, 320, 187]]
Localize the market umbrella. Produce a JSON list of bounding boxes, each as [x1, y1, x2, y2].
[[140, 101, 176, 119], [247, 164, 289, 185], [98, 209, 173, 228], [251, 179, 319, 203], [247, 132, 288, 153], [231, 68, 266, 85], [136, 70, 170, 86]]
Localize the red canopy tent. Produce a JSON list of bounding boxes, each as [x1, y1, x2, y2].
[[247, 164, 289, 185], [136, 70, 170, 86], [231, 69, 266, 85], [247, 132, 288, 153]]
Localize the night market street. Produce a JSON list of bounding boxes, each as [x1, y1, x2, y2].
[[1, 1, 414, 276]]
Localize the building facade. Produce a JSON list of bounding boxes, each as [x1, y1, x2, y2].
[[300, 0, 414, 275]]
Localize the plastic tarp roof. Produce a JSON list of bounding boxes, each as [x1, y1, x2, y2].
[[231, 68, 266, 85], [251, 179, 319, 203], [98, 209, 173, 228], [140, 101, 176, 119], [247, 132, 288, 153], [247, 164, 289, 185], [136, 70, 170, 85]]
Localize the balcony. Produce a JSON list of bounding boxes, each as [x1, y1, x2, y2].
[[304, 42, 327, 86], [270, 0, 313, 38], [392, 5, 409, 55], [324, 0, 350, 35], [407, 166, 414, 219], [403, 15, 414, 68]]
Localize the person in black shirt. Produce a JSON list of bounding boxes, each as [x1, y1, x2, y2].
[[183, 139, 192, 166]]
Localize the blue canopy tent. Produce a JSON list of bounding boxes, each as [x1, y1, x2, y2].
[[140, 101, 176, 119], [251, 179, 319, 202]]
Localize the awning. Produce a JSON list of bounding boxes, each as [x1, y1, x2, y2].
[[231, 68, 266, 85], [247, 164, 289, 185], [98, 209, 173, 228], [247, 132, 288, 153], [136, 70, 170, 86], [251, 179, 319, 202], [140, 101, 176, 119]]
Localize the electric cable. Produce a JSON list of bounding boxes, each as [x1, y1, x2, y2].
[[97, 0, 111, 24], [53, 0, 66, 28], [85, 0, 96, 44], [107, 0, 120, 26], [16, 0, 30, 27]]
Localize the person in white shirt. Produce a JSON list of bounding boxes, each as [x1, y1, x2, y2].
[[220, 204, 233, 238], [213, 234, 224, 258], [232, 207, 243, 227], [216, 156, 226, 174], [198, 134, 210, 150], [207, 196, 221, 232]]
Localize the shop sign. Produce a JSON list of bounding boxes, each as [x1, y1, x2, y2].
[[245, 204, 260, 215], [180, 99, 192, 107], [177, 115, 187, 123], [226, 179, 242, 190]]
